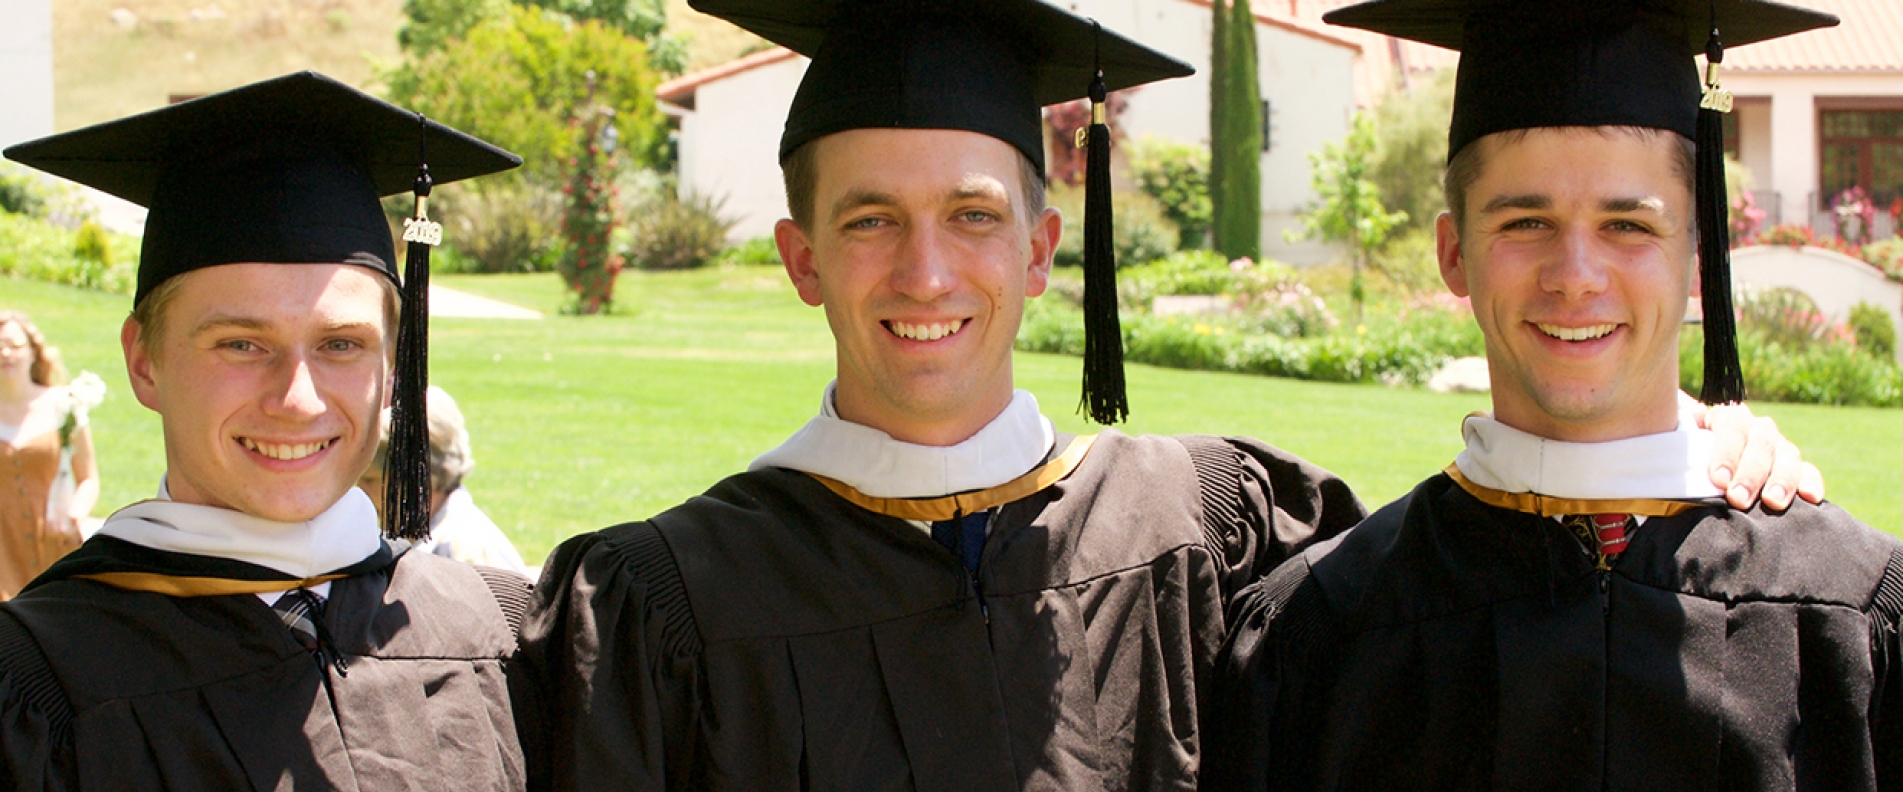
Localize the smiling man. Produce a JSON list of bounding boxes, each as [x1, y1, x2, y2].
[[0, 73, 531, 789], [1209, 2, 1903, 789], [513, 1, 1818, 790]]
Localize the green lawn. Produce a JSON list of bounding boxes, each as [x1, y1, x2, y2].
[[4, 269, 1897, 562]]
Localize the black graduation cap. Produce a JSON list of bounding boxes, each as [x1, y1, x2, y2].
[[3, 71, 521, 541], [690, 0, 1195, 424], [1323, 0, 1836, 405]]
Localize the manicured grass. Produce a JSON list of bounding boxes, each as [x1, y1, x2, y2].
[[4, 270, 1898, 563]]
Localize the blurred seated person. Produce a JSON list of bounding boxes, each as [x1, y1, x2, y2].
[[361, 385, 529, 575]]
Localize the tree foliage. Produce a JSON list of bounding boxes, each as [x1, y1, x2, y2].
[[1210, 0, 1262, 262], [383, 5, 667, 185], [1367, 68, 1454, 234], [399, 0, 684, 75], [1290, 112, 1408, 323], [1126, 136, 1211, 249]]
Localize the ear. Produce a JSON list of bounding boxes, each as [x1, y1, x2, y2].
[[121, 316, 163, 412], [1436, 211, 1471, 298], [775, 218, 825, 307], [1024, 206, 1061, 298]]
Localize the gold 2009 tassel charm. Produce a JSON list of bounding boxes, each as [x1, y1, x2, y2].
[[1700, 61, 1733, 113], [403, 195, 443, 247]]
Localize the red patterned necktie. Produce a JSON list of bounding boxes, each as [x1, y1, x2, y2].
[[1566, 513, 1635, 571]]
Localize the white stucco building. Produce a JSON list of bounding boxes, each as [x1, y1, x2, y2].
[[658, 0, 1362, 264], [0, 0, 55, 151], [1721, 0, 1903, 237]]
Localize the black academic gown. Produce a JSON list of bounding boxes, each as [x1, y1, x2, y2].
[[1207, 473, 1903, 792], [0, 538, 528, 792], [514, 430, 1364, 792]]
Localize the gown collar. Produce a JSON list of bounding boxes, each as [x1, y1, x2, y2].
[[751, 382, 1057, 499], [1453, 413, 1724, 502], [93, 478, 385, 581]]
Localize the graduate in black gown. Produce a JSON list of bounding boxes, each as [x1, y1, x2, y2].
[[0, 73, 532, 790], [1208, 2, 1903, 790], [511, 2, 1824, 791]]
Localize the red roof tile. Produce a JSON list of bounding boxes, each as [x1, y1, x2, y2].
[[1722, 0, 1903, 73]]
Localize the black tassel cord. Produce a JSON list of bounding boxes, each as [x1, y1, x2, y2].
[[385, 119, 437, 541], [1696, 28, 1745, 405], [1080, 69, 1127, 425]]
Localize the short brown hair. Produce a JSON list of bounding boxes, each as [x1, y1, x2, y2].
[[781, 137, 1049, 231], [1443, 126, 1697, 238], [129, 267, 402, 359], [0, 311, 66, 386]]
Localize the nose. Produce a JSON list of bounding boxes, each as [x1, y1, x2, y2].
[[263, 354, 328, 421], [1540, 226, 1610, 301], [888, 223, 958, 303]]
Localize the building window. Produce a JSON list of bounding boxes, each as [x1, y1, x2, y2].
[[1819, 109, 1903, 206], [1722, 111, 1739, 158]]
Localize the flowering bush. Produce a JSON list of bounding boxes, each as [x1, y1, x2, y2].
[[1729, 189, 1767, 247], [557, 112, 622, 314], [1829, 186, 1879, 245]]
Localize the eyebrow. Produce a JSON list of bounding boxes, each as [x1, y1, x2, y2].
[[1479, 194, 1550, 214], [828, 189, 899, 224], [192, 315, 382, 337], [1601, 196, 1669, 215]]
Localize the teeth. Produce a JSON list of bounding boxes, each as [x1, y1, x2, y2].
[[1537, 323, 1618, 342], [241, 437, 331, 461], [888, 319, 966, 341]]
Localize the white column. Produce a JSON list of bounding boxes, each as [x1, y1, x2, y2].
[[1766, 82, 1817, 228]]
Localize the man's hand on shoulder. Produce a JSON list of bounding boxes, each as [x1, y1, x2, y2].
[[1686, 397, 1825, 511]]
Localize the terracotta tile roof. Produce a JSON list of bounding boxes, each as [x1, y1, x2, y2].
[[1721, 0, 1903, 73], [655, 47, 799, 106]]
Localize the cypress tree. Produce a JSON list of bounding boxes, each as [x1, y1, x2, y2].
[[1209, 0, 1229, 254], [1212, 0, 1262, 261], [1228, 0, 1262, 260]]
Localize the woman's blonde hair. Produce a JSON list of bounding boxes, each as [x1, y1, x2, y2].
[[0, 311, 67, 386]]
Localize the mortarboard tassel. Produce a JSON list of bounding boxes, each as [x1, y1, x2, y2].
[[1080, 65, 1128, 425], [386, 117, 442, 541], [1695, 24, 1745, 405]]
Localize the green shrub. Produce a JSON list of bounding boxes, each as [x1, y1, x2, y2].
[[0, 163, 49, 217], [1862, 237, 1903, 283], [1049, 185, 1178, 269], [1681, 324, 1901, 408], [1125, 136, 1212, 249], [73, 221, 111, 265], [1370, 226, 1442, 293], [1849, 302, 1897, 360], [0, 212, 136, 294], [439, 182, 565, 273], [1736, 286, 1835, 350], [623, 189, 736, 270], [1017, 294, 1476, 387], [714, 236, 782, 267]]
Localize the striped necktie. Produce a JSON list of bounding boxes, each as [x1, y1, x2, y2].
[[1564, 513, 1635, 571], [272, 589, 324, 653], [271, 588, 347, 675]]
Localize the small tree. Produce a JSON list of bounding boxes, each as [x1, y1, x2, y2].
[[558, 74, 623, 314], [1289, 112, 1408, 324], [1368, 68, 1454, 235], [383, 5, 668, 184], [1127, 136, 1211, 249]]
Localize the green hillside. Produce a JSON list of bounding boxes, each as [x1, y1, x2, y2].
[[52, 0, 762, 133]]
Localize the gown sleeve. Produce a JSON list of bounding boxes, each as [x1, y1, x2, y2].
[[1203, 555, 1341, 792], [1867, 548, 1903, 789], [513, 522, 705, 792], [0, 612, 77, 792], [1188, 436, 1366, 603]]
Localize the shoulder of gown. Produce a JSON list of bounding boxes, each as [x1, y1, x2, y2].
[[515, 518, 703, 792], [1167, 434, 1367, 600], [0, 608, 76, 792]]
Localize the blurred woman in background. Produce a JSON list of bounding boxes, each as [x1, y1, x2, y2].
[[0, 311, 100, 600]]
